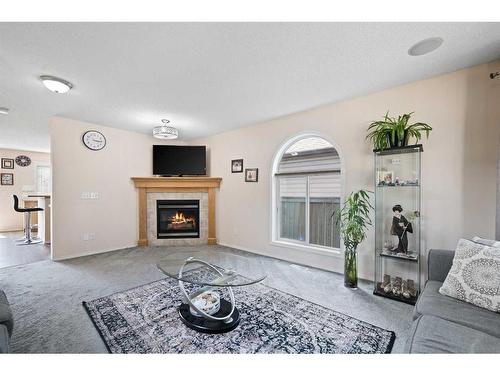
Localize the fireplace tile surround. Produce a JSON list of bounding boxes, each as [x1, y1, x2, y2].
[[131, 177, 222, 247], [147, 192, 208, 246]]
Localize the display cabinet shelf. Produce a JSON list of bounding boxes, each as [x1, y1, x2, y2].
[[373, 145, 422, 306], [379, 250, 419, 262], [374, 287, 418, 305]]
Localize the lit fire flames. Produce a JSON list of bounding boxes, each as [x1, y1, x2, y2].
[[171, 211, 195, 225]]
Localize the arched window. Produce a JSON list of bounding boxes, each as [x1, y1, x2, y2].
[[272, 135, 343, 251]]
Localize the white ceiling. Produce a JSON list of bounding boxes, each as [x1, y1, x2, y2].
[[1, 22, 499, 153]]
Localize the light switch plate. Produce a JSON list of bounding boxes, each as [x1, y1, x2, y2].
[[81, 192, 99, 199]]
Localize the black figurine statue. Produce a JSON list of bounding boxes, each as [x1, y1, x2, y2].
[[390, 204, 413, 253]]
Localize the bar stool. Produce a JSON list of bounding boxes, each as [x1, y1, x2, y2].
[[13, 195, 43, 245]]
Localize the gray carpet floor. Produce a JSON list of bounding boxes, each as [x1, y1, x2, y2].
[[0, 231, 50, 269], [0, 245, 414, 353]]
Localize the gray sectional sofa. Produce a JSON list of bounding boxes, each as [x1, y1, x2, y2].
[[405, 249, 500, 353], [0, 290, 13, 353]]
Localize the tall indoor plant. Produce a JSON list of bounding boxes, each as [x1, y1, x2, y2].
[[366, 111, 432, 150], [335, 190, 373, 289]]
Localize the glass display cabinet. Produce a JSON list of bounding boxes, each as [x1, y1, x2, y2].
[[373, 145, 422, 305]]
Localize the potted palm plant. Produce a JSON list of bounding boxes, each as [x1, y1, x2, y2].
[[366, 112, 432, 150], [335, 190, 373, 289]]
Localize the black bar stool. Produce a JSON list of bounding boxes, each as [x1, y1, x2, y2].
[[13, 195, 43, 245]]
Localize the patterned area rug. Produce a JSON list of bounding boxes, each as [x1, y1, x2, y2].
[[83, 278, 395, 354]]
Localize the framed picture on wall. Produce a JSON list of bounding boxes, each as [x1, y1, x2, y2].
[[231, 159, 243, 173], [1, 158, 14, 169], [1, 173, 14, 186], [245, 168, 258, 182]]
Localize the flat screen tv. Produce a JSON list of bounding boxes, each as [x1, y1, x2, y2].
[[153, 145, 207, 176]]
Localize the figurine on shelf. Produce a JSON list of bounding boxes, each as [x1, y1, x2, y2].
[[402, 279, 418, 299], [390, 204, 413, 253], [383, 240, 393, 251], [381, 274, 392, 293], [392, 276, 403, 296]]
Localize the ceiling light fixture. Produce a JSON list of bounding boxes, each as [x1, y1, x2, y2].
[[153, 119, 179, 140], [0, 107, 9, 115], [40, 75, 73, 94], [408, 37, 444, 56]]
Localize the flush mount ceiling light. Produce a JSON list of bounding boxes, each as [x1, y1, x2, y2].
[[0, 107, 9, 115], [408, 37, 444, 56], [153, 119, 179, 140], [40, 75, 73, 94]]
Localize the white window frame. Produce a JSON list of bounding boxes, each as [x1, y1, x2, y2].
[[270, 132, 345, 256]]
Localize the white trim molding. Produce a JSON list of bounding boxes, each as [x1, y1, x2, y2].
[[269, 131, 346, 252]]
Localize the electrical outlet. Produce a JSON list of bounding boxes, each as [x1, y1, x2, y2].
[[82, 233, 89, 241], [89, 232, 95, 240], [391, 158, 401, 165]]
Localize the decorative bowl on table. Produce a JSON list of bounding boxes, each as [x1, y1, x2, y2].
[[190, 291, 221, 316]]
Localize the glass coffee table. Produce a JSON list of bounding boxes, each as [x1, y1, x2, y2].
[[157, 250, 266, 334]]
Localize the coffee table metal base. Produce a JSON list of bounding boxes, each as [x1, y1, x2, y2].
[[178, 298, 240, 334]]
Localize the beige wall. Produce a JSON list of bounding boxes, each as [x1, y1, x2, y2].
[[0, 148, 50, 231], [193, 61, 500, 280], [49, 61, 500, 281], [50, 117, 185, 260]]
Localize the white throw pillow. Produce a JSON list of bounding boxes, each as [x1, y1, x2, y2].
[[472, 236, 500, 248], [439, 238, 500, 313]]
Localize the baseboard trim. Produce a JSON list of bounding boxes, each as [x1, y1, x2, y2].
[[52, 244, 138, 261], [218, 240, 339, 267], [217, 241, 372, 281], [218, 241, 344, 274], [0, 228, 24, 233]]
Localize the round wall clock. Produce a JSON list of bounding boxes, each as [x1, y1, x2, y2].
[[15, 155, 31, 167], [82, 130, 106, 151]]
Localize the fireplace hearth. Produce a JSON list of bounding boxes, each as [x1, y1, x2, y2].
[[157, 200, 200, 239]]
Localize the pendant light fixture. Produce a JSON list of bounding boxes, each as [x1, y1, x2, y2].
[[153, 119, 179, 140]]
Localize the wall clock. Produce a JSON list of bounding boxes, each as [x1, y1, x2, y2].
[[82, 130, 106, 151], [15, 155, 31, 167]]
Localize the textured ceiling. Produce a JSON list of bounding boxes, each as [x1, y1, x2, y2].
[[1, 22, 499, 152]]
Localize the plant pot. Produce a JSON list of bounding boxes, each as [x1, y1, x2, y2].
[[396, 130, 410, 147], [386, 134, 396, 149], [402, 130, 410, 146], [386, 131, 409, 148], [344, 247, 358, 289]]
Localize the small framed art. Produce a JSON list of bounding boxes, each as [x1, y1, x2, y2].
[[1, 173, 14, 186], [231, 159, 244, 173], [1, 158, 14, 169], [245, 168, 258, 182]]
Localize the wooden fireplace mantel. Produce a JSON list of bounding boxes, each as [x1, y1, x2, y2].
[[131, 177, 222, 247]]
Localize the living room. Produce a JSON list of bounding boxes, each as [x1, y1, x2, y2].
[[1, 2, 500, 373]]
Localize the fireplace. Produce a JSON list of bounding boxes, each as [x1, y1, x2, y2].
[[157, 200, 200, 239]]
